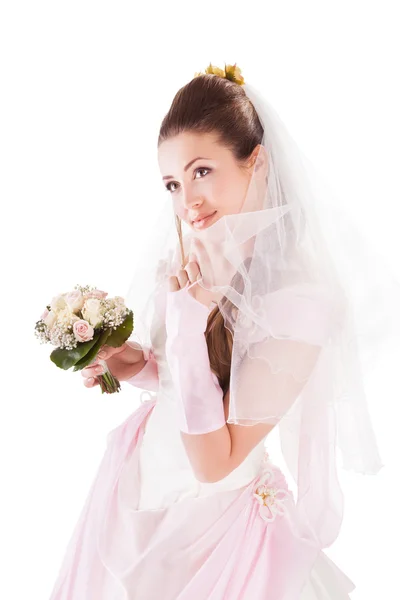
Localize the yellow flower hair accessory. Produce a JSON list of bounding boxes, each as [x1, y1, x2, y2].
[[193, 62, 245, 86]]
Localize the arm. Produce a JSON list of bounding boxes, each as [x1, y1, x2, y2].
[[164, 287, 274, 482], [189, 346, 321, 483], [181, 390, 275, 483], [125, 343, 159, 393], [165, 287, 322, 483]]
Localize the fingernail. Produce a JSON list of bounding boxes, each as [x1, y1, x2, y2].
[[98, 351, 106, 358], [88, 377, 94, 383]]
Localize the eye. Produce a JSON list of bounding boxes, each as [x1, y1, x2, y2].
[[194, 167, 210, 179], [165, 167, 211, 193], [165, 181, 178, 193]]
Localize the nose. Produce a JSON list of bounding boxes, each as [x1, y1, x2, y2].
[[181, 188, 203, 211]]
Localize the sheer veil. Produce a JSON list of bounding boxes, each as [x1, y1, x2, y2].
[[125, 77, 400, 549]]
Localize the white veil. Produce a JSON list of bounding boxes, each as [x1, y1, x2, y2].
[[125, 77, 400, 549]]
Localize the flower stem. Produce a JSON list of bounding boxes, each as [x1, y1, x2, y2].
[[98, 372, 121, 393], [95, 358, 121, 394]]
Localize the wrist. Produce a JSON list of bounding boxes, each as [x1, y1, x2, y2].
[[126, 355, 147, 380], [166, 287, 211, 341], [125, 350, 159, 392]]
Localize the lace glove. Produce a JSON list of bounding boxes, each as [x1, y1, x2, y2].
[[125, 345, 159, 392], [165, 286, 226, 434]]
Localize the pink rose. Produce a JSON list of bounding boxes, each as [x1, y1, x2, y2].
[[73, 319, 94, 343], [85, 289, 108, 300]]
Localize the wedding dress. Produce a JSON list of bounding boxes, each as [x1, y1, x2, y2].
[[48, 295, 355, 599]]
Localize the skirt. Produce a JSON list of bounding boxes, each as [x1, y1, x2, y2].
[[48, 400, 356, 599]]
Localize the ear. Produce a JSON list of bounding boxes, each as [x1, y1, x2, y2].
[[250, 144, 268, 178]]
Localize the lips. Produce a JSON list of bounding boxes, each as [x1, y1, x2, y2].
[[192, 211, 217, 225]]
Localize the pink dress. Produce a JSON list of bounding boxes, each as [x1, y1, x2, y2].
[[48, 303, 356, 599]]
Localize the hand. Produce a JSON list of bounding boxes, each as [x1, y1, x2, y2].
[[81, 341, 147, 389], [168, 251, 220, 309]]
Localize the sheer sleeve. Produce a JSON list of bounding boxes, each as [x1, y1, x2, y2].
[[227, 282, 343, 425]]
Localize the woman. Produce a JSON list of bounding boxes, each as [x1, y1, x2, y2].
[[49, 63, 396, 599]]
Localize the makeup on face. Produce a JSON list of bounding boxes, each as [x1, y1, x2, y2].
[[191, 210, 218, 230]]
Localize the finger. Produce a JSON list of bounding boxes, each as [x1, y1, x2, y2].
[[177, 268, 189, 289], [190, 238, 214, 287], [97, 344, 124, 360], [83, 375, 99, 388], [185, 255, 201, 284], [168, 275, 180, 292], [82, 363, 105, 379]]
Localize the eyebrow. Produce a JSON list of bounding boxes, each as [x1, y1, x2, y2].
[[162, 157, 211, 181]]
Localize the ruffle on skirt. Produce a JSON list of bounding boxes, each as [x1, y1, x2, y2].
[[48, 400, 356, 599]]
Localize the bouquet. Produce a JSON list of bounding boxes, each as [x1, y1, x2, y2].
[[34, 284, 134, 393]]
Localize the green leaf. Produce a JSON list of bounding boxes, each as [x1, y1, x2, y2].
[[50, 333, 101, 370], [72, 328, 112, 371], [105, 311, 134, 348]]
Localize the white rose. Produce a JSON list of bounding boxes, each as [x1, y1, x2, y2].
[[65, 290, 85, 313], [44, 310, 57, 329], [57, 307, 76, 327], [82, 298, 104, 328], [50, 294, 68, 313]]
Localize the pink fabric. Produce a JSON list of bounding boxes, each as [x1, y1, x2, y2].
[[47, 284, 356, 598], [48, 399, 355, 599], [164, 286, 227, 434], [125, 346, 159, 392], [48, 401, 155, 599]]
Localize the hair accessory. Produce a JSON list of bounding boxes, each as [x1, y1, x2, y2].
[[194, 62, 245, 86]]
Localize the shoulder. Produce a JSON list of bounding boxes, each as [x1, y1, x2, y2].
[[264, 282, 346, 345]]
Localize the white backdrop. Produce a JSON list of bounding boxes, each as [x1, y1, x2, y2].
[[1, 1, 399, 598]]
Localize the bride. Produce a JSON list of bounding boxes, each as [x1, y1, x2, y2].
[[49, 62, 395, 599]]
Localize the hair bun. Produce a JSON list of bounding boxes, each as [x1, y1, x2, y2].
[[193, 62, 245, 86]]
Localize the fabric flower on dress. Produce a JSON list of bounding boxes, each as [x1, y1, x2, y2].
[[253, 456, 292, 523]]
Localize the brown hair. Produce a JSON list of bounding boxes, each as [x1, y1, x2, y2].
[[158, 74, 264, 395]]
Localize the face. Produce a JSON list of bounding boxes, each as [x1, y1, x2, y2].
[[158, 131, 266, 230]]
